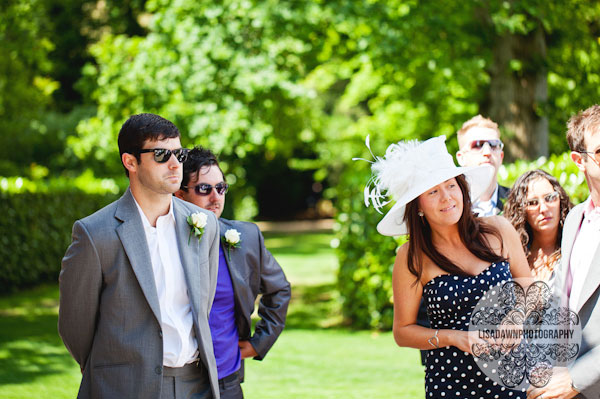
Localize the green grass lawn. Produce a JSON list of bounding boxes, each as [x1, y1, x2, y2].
[[263, 231, 339, 286], [0, 231, 424, 398], [0, 285, 81, 398], [243, 329, 424, 399]]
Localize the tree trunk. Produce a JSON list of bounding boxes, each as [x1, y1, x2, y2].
[[484, 25, 548, 161]]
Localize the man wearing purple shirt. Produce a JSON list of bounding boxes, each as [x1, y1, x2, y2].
[[176, 147, 291, 399]]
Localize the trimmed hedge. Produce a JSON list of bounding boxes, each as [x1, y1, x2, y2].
[[336, 152, 588, 330], [1, 179, 120, 292]]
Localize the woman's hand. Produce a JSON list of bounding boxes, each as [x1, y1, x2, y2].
[[447, 330, 496, 355]]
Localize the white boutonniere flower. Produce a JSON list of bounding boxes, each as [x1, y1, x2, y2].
[[223, 228, 241, 260], [187, 212, 207, 244]]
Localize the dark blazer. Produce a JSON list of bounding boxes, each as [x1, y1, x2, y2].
[[218, 218, 291, 376], [496, 184, 510, 213], [554, 203, 600, 398], [59, 189, 221, 399]]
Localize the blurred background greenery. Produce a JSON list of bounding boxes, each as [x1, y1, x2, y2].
[[2, 0, 599, 328], [2, 1, 599, 396]]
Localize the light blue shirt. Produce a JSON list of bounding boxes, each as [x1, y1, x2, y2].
[[472, 184, 500, 216]]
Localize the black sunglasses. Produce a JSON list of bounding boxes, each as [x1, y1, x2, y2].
[[137, 148, 189, 163], [183, 182, 229, 196], [469, 139, 504, 151]]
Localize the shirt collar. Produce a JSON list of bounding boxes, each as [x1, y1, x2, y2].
[[132, 195, 175, 229], [583, 196, 600, 220], [473, 183, 499, 207]]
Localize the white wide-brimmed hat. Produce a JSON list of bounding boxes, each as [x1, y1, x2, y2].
[[359, 135, 494, 236]]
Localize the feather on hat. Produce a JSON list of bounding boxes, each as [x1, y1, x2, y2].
[[356, 135, 494, 236]]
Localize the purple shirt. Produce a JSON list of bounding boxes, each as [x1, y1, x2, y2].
[[208, 246, 241, 379]]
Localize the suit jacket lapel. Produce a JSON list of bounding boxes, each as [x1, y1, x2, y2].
[[572, 203, 600, 311], [219, 219, 249, 330], [219, 219, 242, 282], [559, 205, 600, 312], [115, 189, 161, 323], [557, 206, 583, 294], [496, 185, 509, 212], [578, 246, 600, 312], [173, 200, 202, 320]]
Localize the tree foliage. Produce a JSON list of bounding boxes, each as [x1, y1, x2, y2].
[[4, 0, 600, 180], [73, 0, 334, 216], [306, 0, 600, 165], [0, 0, 56, 175], [0, 0, 150, 177]]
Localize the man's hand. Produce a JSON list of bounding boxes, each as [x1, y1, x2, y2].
[[526, 367, 579, 399], [239, 340, 258, 359]]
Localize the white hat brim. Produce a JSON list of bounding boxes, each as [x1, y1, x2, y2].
[[376, 163, 495, 236]]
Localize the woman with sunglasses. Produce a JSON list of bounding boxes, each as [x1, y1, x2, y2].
[[360, 136, 531, 398], [504, 169, 573, 283]]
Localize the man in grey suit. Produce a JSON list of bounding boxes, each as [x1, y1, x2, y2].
[[528, 105, 600, 399], [59, 113, 221, 399], [175, 146, 291, 399]]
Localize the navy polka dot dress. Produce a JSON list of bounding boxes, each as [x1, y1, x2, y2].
[[422, 261, 526, 398]]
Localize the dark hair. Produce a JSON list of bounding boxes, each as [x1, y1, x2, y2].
[[405, 174, 505, 284], [504, 169, 573, 263], [117, 113, 180, 177], [180, 146, 224, 190]]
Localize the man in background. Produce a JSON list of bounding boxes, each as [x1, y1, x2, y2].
[[176, 146, 291, 399], [456, 114, 509, 216]]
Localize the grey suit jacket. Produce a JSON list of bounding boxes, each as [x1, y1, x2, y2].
[[58, 189, 220, 399], [218, 219, 291, 377], [554, 202, 600, 398]]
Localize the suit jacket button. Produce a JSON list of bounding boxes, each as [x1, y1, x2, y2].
[[155, 366, 162, 375]]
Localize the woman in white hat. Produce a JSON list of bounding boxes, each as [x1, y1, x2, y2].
[[362, 136, 531, 398]]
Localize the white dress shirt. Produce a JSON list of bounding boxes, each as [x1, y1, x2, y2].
[[472, 184, 500, 216], [568, 197, 600, 311], [134, 197, 198, 367]]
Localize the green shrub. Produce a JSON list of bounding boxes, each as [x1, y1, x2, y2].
[[499, 152, 588, 205], [0, 174, 121, 293], [335, 162, 404, 330], [336, 152, 588, 330]]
